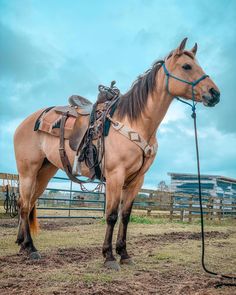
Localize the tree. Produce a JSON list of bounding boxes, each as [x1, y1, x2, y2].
[[158, 181, 169, 192]]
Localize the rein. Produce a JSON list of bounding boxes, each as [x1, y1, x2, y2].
[[162, 62, 236, 282]]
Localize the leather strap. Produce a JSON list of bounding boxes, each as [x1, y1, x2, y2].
[[111, 120, 157, 157], [59, 113, 91, 184]]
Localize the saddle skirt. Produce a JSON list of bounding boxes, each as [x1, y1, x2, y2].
[[34, 95, 93, 152]]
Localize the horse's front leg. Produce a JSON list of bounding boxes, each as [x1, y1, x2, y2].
[[102, 171, 124, 271], [116, 176, 144, 265]]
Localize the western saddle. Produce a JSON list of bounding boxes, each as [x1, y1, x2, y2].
[[34, 82, 120, 183]]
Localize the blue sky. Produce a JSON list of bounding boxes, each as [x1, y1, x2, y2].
[[0, 0, 236, 187]]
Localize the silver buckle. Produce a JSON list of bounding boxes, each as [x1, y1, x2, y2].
[[144, 145, 152, 157], [144, 144, 158, 157], [112, 121, 123, 131]]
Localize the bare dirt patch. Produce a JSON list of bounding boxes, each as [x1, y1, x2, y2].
[[0, 216, 98, 230], [0, 218, 18, 228], [136, 231, 230, 247], [0, 219, 235, 295]]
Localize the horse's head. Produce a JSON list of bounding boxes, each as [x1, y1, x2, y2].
[[163, 38, 220, 107]]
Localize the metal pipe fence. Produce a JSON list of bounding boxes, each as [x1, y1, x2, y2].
[[37, 176, 106, 219]]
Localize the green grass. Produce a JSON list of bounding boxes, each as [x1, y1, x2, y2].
[[100, 214, 236, 227], [130, 215, 160, 224], [153, 253, 173, 261], [82, 273, 113, 283]]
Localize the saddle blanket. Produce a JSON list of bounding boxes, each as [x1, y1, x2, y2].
[[34, 107, 77, 139]]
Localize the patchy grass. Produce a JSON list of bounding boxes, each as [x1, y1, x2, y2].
[[0, 217, 236, 295], [82, 273, 113, 283], [130, 215, 158, 224]]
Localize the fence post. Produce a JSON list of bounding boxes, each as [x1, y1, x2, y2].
[[68, 180, 72, 217], [170, 194, 174, 221], [210, 197, 214, 220], [188, 195, 193, 223], [206, 197, 210, 221], [218, 197, 223, 221], [180, 209, 184, 222]]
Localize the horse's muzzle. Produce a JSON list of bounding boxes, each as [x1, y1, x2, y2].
[[202, 88, 220, 107]]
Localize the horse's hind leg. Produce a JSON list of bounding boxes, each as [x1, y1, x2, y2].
[[16, 198, 25, 246], [17, 173, 38, 257], [116, 176, 144, 265], [17, 160, 58, 259], [30, 160, 58, 209]]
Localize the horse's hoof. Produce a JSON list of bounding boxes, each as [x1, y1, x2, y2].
[[19, 246, 25, 253], [104, 260, 120, 271], [120, 258, 134, 265], [15, 238, 23, 245], [29, 252, 41, 260]]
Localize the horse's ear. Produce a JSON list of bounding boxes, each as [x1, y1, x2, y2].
[[191, 42, 198, 56], [176, 37, 188, 54]]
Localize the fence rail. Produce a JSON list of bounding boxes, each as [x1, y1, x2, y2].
[[133, 189, 236, 221], [1, 173, 236, 221]]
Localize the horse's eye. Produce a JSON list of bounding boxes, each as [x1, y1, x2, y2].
[[182, 63, 192, 70]]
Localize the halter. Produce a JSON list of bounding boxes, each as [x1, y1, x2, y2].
[[162, 62, 209, 113]]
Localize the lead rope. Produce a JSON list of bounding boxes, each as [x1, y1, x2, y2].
[[191, 106, 236, 283], [162, 61, 236, 282]]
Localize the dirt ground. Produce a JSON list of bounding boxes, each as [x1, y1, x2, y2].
[[0, 217, 236, 295]]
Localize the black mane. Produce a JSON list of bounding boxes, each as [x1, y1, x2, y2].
[[117, 60, 164, 121]]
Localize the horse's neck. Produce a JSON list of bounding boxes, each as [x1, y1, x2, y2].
[[132, 88, 172, 142]]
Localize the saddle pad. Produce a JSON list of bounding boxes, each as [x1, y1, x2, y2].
[[37, 108, 77, 139]]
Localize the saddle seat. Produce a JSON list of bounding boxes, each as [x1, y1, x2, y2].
[[68, 95, 93, 115]]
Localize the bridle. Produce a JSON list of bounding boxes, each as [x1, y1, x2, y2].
[[162, 62, 209, 112]]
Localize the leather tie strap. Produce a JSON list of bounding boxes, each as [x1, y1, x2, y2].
[[59, 113, 91, 184], [59, 113, 72, 175]]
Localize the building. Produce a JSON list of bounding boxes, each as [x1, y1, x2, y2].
[[168, 173, 236, 199], [168, 172, 236, 219]]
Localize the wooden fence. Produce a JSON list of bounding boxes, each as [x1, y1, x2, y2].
[[134, 189, 236, 221]]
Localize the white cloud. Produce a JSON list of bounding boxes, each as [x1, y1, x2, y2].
[[162, 101, 187, 125], [0, 118, 23, 135]]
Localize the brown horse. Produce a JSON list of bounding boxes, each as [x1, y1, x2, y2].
[[14, 38, 220, 270]]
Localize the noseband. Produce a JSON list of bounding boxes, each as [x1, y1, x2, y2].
[[162, 62, 209, 111]]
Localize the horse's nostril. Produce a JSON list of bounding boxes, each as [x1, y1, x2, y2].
[[209, 87, 220, 98]]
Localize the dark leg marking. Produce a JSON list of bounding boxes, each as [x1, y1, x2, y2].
[[102, 210, 118, 261], [116, 203, 134, 263], [19, 210, 40, 259], [16, 199, 24, 245], [16, 219, 24, 245], [102, 210, 121, 270]]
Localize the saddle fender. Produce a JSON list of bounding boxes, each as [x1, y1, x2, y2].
[[69, 114, 90, 151]]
